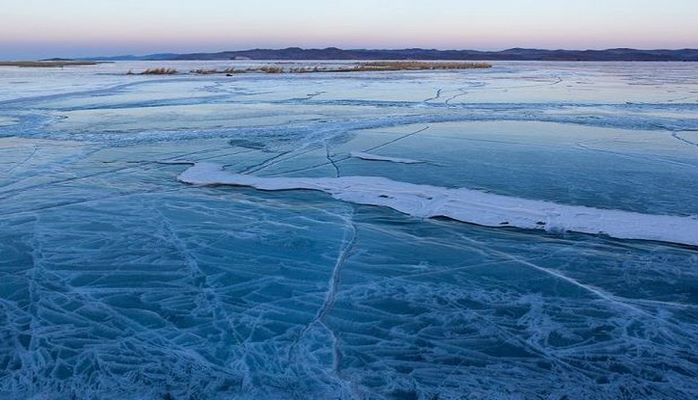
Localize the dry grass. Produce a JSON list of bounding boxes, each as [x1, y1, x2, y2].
[[289, 66, 322, 73], [191, 68, 218, 75], [129, 62, 492, 76], [141, 67, 178, 75], [286, 62, 492, 73], [0, 60, 99, 68], [257, 66, 284, 74], [189, 66, 283, 75], [221, 67, 244, 74], [356, 61, 492, 71]]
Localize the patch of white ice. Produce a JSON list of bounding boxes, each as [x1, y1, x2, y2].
[[178, 163, 698, 247], [0, 116, 17, 127], [349, 151, 423, 164]]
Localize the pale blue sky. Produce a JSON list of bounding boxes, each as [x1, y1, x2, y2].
[[1, 0, 696, 58]]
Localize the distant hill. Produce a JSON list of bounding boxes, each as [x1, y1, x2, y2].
[[92, 47, 698, 62]]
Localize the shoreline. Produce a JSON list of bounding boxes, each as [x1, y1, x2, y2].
[[0, 60, 107, 68]]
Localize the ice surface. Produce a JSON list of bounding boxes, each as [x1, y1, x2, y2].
[[1, 61, 698, 399]]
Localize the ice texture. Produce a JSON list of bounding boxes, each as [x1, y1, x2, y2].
[[1, 61, 698, 400]]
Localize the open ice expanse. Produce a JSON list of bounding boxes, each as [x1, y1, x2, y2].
[[1, 61, 698, 399]]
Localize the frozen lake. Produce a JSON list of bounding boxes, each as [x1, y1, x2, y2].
[[1, 61, 698, 399]]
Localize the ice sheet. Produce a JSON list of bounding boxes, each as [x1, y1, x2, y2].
[[2, 61, 698, 400]]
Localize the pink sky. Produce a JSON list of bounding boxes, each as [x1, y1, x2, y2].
[[1, 0, 696, 58]]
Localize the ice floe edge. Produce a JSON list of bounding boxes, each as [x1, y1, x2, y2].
[[178, 163, 698, 247]]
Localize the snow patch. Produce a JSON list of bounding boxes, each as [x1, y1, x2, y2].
[[178, 163, 698, 247]]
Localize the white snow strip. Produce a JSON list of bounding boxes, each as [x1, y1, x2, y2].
[[178, 163, 698, 247], [350, 151, 423, 164]]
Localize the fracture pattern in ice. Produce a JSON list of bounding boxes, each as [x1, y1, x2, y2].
[[1, 61, 698, 400]]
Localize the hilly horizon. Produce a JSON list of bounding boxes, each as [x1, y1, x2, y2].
[[87, 47, 698, 62]]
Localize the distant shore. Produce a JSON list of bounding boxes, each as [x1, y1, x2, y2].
[[0, 60, 104, 68], [130, 61, 492, 76]]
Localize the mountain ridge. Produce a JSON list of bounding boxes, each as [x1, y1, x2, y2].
[[90, 47, 698, 61]]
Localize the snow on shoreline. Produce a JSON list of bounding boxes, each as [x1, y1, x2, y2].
[[178, 163, 698, 247], [349, 151, 423, 164]]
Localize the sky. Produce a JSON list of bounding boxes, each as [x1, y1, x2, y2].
[[1, 0, 697, 59]]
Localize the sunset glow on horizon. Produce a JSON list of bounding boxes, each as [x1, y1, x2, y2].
[[1, 0, 697, 59]]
